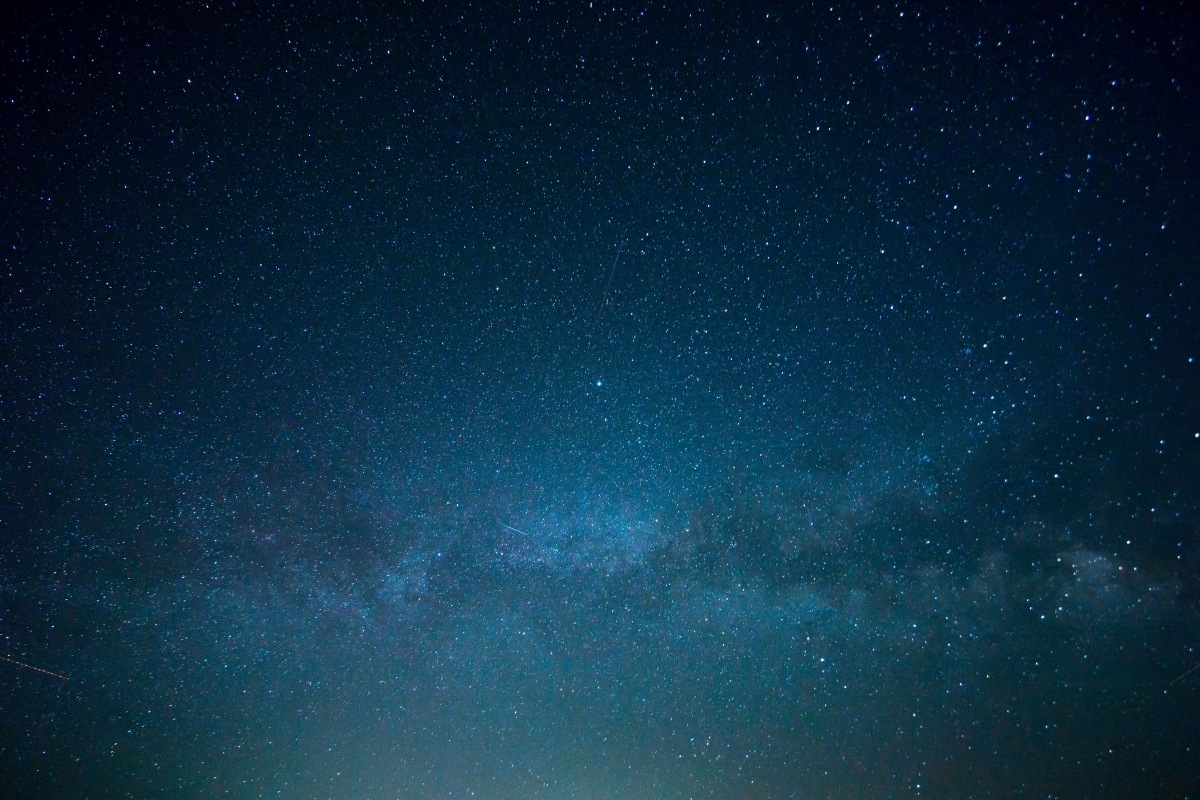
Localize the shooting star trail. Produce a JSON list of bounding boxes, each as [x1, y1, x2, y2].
[[1169, 662, 1200, 686], [599, 239, 624, 312], [0, 655, 68, 681], [499, 522, 530, 537]]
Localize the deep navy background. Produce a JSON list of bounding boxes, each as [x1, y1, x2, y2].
[[2, 1, 1199, 797]]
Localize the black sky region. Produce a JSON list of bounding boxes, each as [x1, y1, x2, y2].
[[2, 1, 1200, 798]]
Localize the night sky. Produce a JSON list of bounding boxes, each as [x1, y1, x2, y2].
[[2, 2, 1199, 798]]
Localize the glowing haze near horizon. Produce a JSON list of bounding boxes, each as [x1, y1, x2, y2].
[[2, 2, 1199, 798]]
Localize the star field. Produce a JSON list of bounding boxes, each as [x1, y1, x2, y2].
[[1, 2, 1199, 798]]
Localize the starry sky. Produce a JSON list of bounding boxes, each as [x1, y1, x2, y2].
[[2, 1, 1199, 798]]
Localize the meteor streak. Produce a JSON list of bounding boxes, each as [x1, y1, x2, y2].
[[0, 655, 68, 681], [599, 238, 624, 312]]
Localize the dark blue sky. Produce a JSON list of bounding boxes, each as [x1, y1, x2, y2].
[[2, 2, 1199, 797]]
